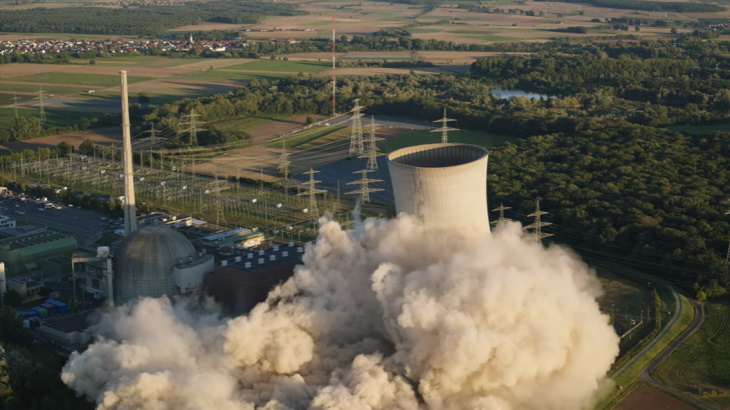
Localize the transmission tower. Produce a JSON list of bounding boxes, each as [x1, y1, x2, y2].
[[10, 93, 19, 118], [431, 107, 458, 144], [36, 86, 46, 125], [348, 99, 364, 156], [524, 200, 553, 244], [345, 169, 383, 204], [145, 124, 157, 166], [362, 116, 384, 170], [215, 178, 226, 228], [180, 109, 204, 146], [491, 203, 513, 225], [298, 168, 326, 218], [278, 139, 290, 181]]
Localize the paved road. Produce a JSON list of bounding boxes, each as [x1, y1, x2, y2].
[[639, 300, 715, 410]]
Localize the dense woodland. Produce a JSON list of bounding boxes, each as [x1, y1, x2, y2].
[[124, 38, 730, 297], [0, 1, 302, 35]]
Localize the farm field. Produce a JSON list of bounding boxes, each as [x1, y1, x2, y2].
[[614, 384, 696, 410], [0, 126, 121, 151], [0, 107, 109, 130], [653, 299, 730, 408]]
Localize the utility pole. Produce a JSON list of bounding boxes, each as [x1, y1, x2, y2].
[[345, 169, 383, 204], [278, 139, 291, 188], [180, 109, 203, 146], [348, 99, 364, 156], [431, 107, 458, 144], [36, 85, 46, 125], [524, 200, 553, 244], [10, 92, 19, 118], [491, 203, 512, 225], [298, 168, 326, 219], [362, 116, 383, 170]]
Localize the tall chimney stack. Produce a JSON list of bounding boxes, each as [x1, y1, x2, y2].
[[120, 71, 138, 235]]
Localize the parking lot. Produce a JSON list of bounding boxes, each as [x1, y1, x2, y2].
[[0, 197, 115, 250]]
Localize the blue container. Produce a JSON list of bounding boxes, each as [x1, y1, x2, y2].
[[32, 307, 48, 318]]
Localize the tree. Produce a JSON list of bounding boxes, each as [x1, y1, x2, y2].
[[137, 92, 151, 105], [78, 139, 95, 155], [56, 141, 73, 156]]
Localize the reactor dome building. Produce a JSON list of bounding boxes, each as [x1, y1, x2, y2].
[[114, 224, 214, 305], [387, 143, 490, 230]]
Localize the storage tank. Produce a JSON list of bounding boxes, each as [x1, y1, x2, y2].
[[387, 143, 490, 230]]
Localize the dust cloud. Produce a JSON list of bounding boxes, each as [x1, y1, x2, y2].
[[62, 215, 619, 410]]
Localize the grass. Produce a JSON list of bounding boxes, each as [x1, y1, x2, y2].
[[595, 290, 694, 410], [266, 125, 345, 148], [94, 231, 122, 247], [667, 122, 730, 135], [0, 83, 89, 95], [225, 60, 331, 73], [10, 72, 152, 87], [596, 267, 652, 331], [180, 70, 294, 82], [208, 114, 289, 131], [379, 129, 515, 153], [0, 107, 109, 130], [653, 299, 730, 406]]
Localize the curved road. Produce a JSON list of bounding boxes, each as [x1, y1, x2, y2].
[[611, 290, 714, 409]]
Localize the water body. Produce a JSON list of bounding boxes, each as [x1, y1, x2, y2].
[[489, 88, 551, 101]]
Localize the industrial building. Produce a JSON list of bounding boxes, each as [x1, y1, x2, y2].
[[8, 277, 45, 303], [387, 143, 490, 229], [113, 224, 214, 304], [205, 241, 304, 314], [0, 214, 16, 230], [199, 228, 264, 250], [0, 227, 77, 275]]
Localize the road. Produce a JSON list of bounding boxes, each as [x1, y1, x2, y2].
[[610, 289, 715, 410], [639, 300, 714, 410]]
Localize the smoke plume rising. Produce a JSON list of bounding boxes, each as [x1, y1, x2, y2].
[[62, 215, 619, 409]]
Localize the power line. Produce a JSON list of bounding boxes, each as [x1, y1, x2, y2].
[[180, 109, 204, 146], [35, 85, 46, 125], [345, 168, 383, 204], [348, 99, 364, 156], [491, 203, 512, 225], [431, 107, 458, 144], [10, 92, 19, 118], [362, 115, 384, 170], [524, 200, 553, 244]]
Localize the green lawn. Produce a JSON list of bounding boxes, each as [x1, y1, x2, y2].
[[225, 60, 331, 73], [208, 114, 289, 132], [379, 129, 515, 153], [653, 299, 730, 405], [10, 72, 152, 87], [0, 108, 109, 130], [0, 83, 89, 95]]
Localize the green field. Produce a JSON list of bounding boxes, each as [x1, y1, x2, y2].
[[596, 268, 652, 330], [226, 60, 331, 73], [0, 107, 110, 130], [10, 72, 152, 87], [379, 129, 515, 153], [0, 83, 89, 95], [208, 114, 289, 132], [267, 125, 345, 148], [653, 299, 730, 407], [180, 70, 294, 83]]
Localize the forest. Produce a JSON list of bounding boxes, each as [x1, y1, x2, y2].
[[122, 37, 730, 298], [0, 0, 302, 35]]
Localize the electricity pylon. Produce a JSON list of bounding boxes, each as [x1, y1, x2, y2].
[[431, 107, 458, 144], [278, 140, 291, 195], [298, 168, 326, 218], [10, 93, 19, 118], [35, 86, 46, 125], [491, 203, 512, 225], [180, 109, 204, 146], [345, 169, 383, 204], [144, 124, 157, 166], [348, 99, 364, 156], [362, 116, 384, 170], [524, 200, 553, 244]]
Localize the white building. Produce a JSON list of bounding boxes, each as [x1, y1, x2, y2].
[[0, 215, 16, 230]]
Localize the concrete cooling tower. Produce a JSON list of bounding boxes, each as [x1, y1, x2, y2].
[[387, 143, 489, 230]]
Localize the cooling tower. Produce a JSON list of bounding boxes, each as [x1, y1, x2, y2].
[[387, 143, 489, 230]]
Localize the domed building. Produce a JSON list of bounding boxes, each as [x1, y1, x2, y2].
[[114, 224, 213, 305]]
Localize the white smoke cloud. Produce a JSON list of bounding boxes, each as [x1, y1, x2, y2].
[[62, 215, 619, 410]]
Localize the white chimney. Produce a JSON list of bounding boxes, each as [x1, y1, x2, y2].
[[387, 143, 489, 230], [120, 71, 138, 235]]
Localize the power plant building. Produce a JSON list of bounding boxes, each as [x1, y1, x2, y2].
[[387, 143, 490, 230], [113, 225, 214, 304], [0, 228, 77, 275]]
